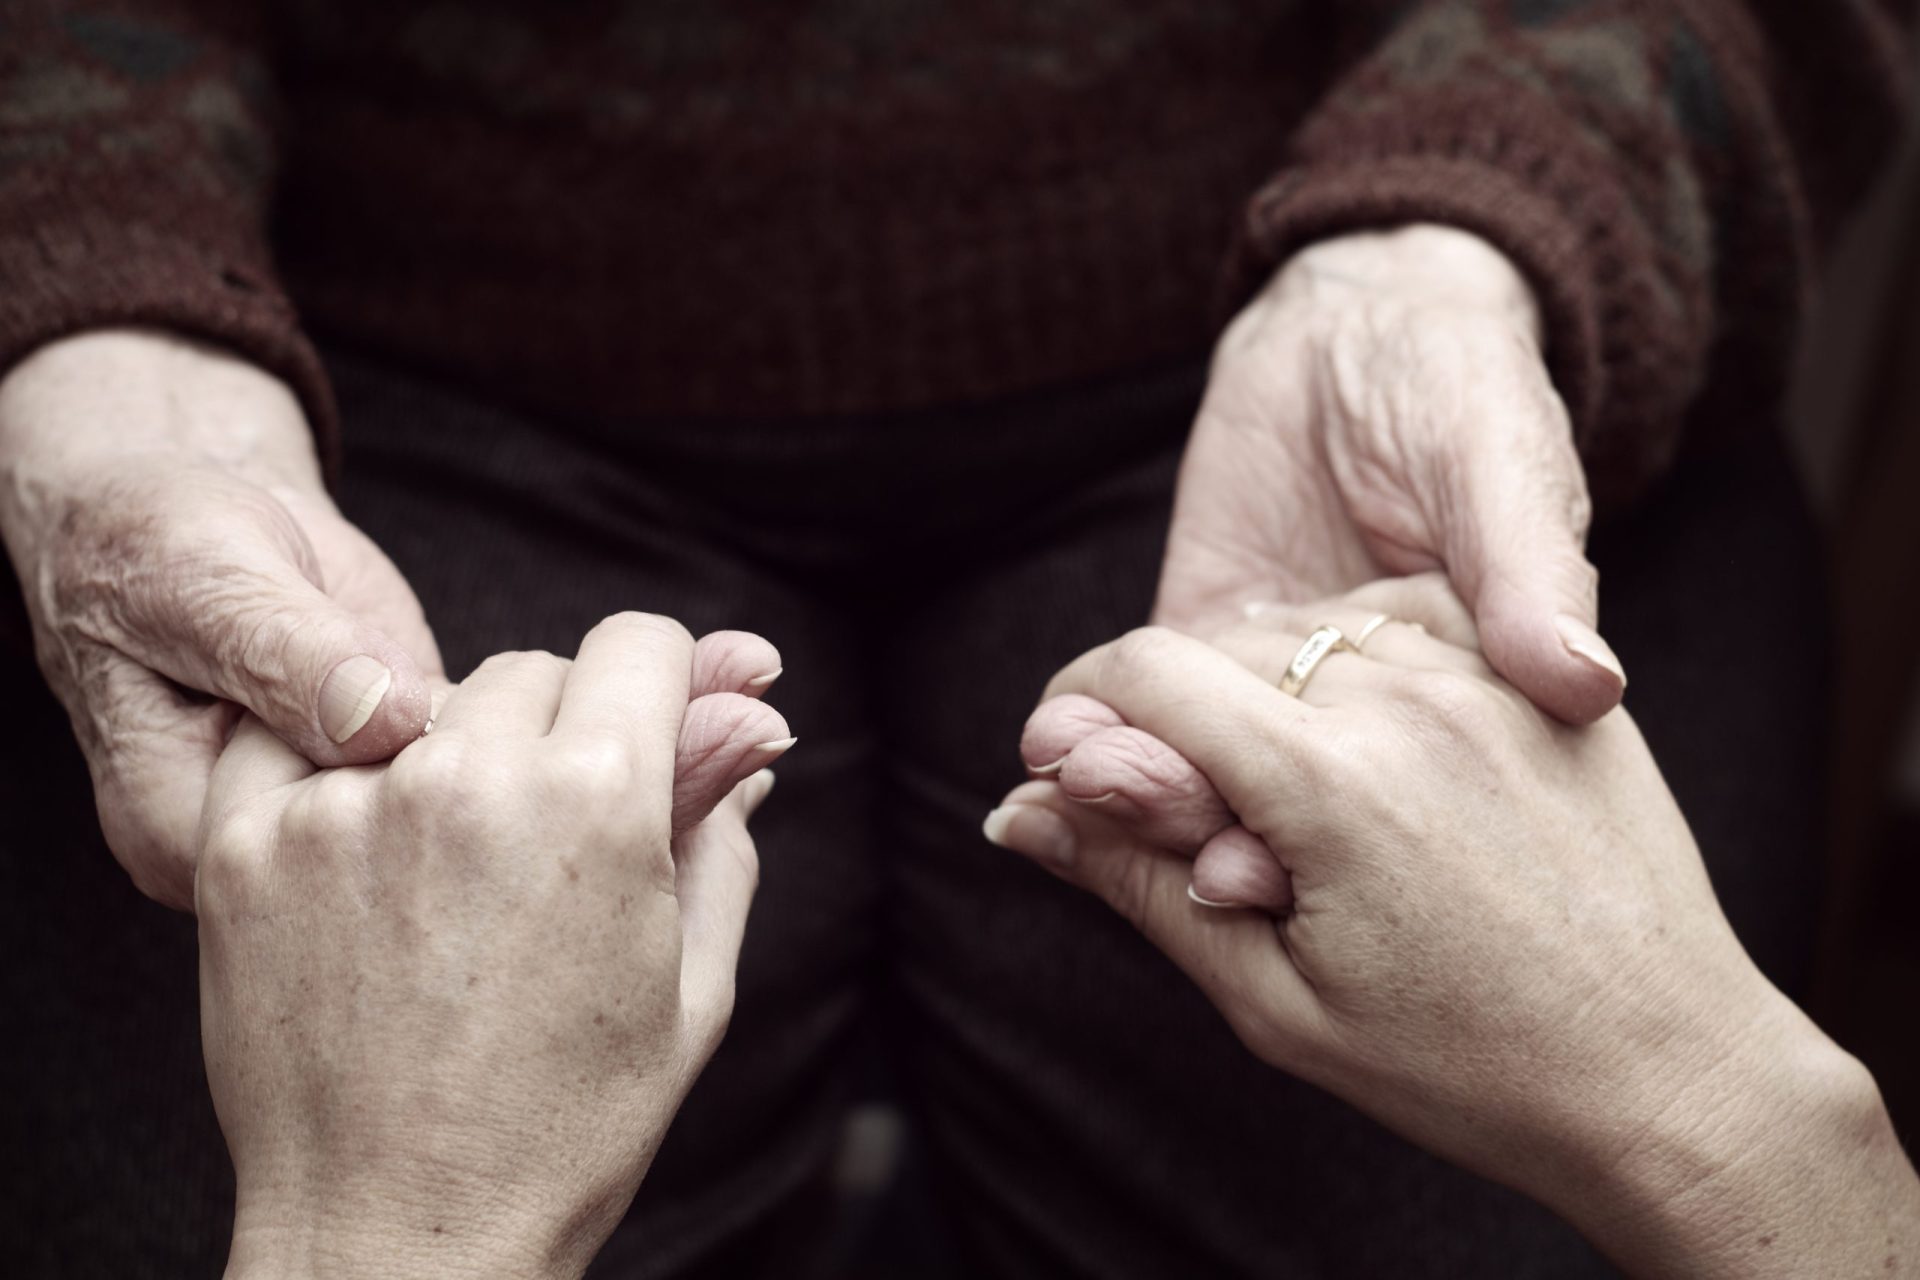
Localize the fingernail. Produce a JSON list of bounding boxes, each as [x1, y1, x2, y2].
[[1187, 884, 1239, 910], [1027, 757, 1065, 776], [1075, 791, 1119, 805], [1553, 614, 1627, 688], [753, 736, 798, 754], [320, 655, 393, 743], [982, 804, 1076, 868], [746, 668, 782, 691]]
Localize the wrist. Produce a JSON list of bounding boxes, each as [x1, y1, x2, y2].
[[226, 1186, 594, 1280], [1548, 990, 1913, 1277], [0, 327, 322, 491], [1274, 224, 1542, 345]]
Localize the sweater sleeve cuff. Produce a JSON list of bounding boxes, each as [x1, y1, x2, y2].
[[0, 213, 339, 474], [1229, 151, 1683, 502]]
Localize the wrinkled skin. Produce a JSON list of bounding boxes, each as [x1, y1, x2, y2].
[[0, 330, 786, 908], [987, 579, 1918, 1279], [1155, 223, 1623, 726], [0, 330, 439, 905], [203, 614, 784, 1279]]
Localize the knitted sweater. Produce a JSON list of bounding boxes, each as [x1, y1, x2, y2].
[[1, 1, 1912, 497]]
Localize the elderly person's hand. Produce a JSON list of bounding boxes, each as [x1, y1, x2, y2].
[[0, 329, 439, 907], [987, 583, 1920, 1278], [1157, 223, 1623, 725], [200, 613, 790, 1280], [0, 329, 790, 909]]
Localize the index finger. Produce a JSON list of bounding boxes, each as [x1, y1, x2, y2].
[[1041, 627, 1323, 837], [205, 712, 317, 819], [550, 612, 696, 781]]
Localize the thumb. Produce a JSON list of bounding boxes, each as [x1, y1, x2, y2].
[[1447, 450, 1624, 725], [136, 555, 432, 765]]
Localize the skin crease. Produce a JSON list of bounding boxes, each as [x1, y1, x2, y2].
[[202, 613, 781, 1280], [988, 578, 1920, 1279], [0, 329, 789, 908], [0, 228, 1838, 1269], [1154, 222, 1624, 726], [1020, 573, 1485, 908]]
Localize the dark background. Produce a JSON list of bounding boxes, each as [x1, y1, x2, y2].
[[1786, 82, 1920, 1144]]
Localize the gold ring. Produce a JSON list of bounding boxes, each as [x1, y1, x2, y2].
[[1278, 625, 1354, 697], [1352, 614, 1393, 651]]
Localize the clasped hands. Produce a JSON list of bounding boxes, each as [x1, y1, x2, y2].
[[6, 225, 1905, 1277]]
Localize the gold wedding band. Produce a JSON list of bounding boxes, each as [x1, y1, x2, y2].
[[1352, 614, 1393, 651], [1278, 625, 1354, 698]]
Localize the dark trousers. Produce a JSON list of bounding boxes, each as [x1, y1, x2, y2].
[[0, 348, 1828, 1278]]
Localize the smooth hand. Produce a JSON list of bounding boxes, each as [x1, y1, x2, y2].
[[200, 614, 790, 1280], [1157, 224, 1623, 724], [991, 583, 1919, 1278], [0, 329, 441, 907]]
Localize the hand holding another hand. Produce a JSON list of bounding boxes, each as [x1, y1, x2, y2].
[[1156, 224, 1624, 724], [991, 579, 1919, 1278], [0, 329, 441, 907], [199, 614, 792, 1280]]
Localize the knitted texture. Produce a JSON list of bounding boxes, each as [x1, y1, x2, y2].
[[1, 1, 1911, 495]]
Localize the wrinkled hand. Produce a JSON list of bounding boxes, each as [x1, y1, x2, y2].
[[200, 614, 790, 1280], [0, 329, 445, 907], [990, 581, 1915, 1278], [1157, 224, 1623, 724]]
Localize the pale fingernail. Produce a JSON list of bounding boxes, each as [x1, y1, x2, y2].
[[746, 668, 782, 691], [982, 804, 1076, 868], [1075, 791, 1119, 805], [1027, 757, 1065, 776], [1552, 614, 1627, 688], [742, 768, 777, 814], [320, 655, 393, 743], [753, 736, 798, 754], [1187, 884, 1239, 910]]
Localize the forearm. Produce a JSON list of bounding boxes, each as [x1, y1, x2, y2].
[[0, 327, 317, 472], [0, 328, 322, 554], [1564, 997, 1920, 1277]]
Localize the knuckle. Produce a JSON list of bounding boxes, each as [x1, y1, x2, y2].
[[547, 738, 637, 806], [1102, 626, 1181, 687], [195, 806, 275, 911], [1394, 668, 1503, 743], [388, 736, 486, 817], [598, 611, 693, 652], [1286, 721, 1376, 799], [473, 649, 568, 684]]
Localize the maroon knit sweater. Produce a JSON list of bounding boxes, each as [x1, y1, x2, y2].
[[1, 1, 1912, 497]]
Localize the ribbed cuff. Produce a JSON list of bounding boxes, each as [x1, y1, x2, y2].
[[1231, 132, 1700, 502], [0, 213, 339, 474]]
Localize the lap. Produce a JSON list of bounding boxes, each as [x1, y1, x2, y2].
[[0, 350, 886, 1277], [0, 346, 1826, 1277]]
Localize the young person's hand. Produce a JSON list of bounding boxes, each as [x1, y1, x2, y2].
[[991, 581, 1919, 1278], [199, 614, 791, 1280]]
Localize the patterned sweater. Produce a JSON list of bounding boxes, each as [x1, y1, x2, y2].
[[0, 1, 1912, 497]]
